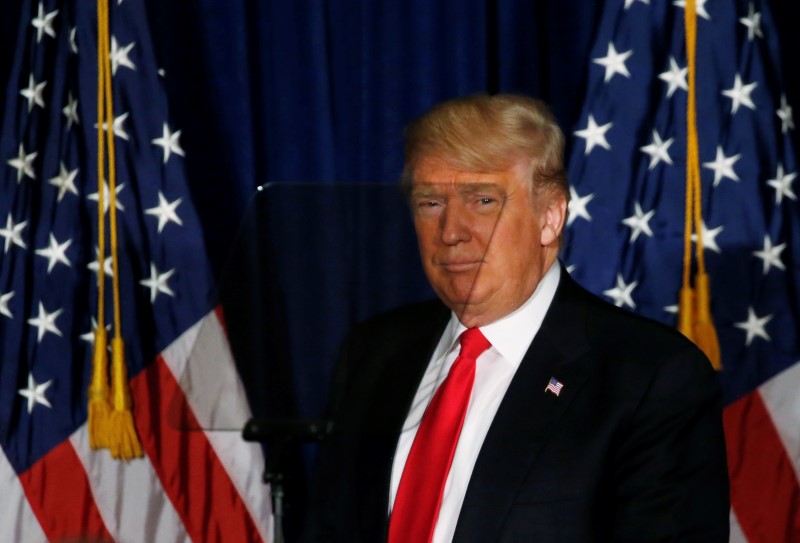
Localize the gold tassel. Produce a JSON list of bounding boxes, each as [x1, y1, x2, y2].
[[692, 272, 722, 369], [676, 0, 722, 371], [88, 326, 111, 449], [108, 337, 143, 460]]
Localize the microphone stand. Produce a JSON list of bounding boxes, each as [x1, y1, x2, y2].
[[242, 418, 332, 543]]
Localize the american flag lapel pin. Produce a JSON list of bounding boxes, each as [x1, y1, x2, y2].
[[545, 377, 564, 397]]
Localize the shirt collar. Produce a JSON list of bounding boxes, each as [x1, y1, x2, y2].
[[443, 260, 561, 367]]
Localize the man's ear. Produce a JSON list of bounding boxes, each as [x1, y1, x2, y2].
[[541, 193, 567, 246]]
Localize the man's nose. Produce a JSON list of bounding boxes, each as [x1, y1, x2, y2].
[[439, 204, 471, 245]]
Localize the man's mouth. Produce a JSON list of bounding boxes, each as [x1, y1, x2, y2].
[[438, 260, 483, 272]]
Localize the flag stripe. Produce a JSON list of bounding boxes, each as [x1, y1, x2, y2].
[[215, 305, 228, 333], [18, 440, 112, 542], [159, 310, 272, 542], [724, 390, 800, 543], [70, 425, 191, 543], [0, 448, 47, 543], [759, 360, 800, 482], [729, 508, 749, 543], [131, 354, 265, 543], [201, 431, 272, 543]]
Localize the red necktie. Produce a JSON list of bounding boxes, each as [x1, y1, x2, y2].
[[388, 328, 491, 543]]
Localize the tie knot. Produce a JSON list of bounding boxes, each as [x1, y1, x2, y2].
[[458, 328, 491, 360]]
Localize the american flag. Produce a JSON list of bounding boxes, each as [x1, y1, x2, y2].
[[544, 377, 564, 397], [561, 0, 799, 540], [0, 1, 271, 541]]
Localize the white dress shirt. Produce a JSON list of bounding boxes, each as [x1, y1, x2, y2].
[[389, 260, 561, 542]]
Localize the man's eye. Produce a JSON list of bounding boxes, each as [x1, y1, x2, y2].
[[476, 196, 501, 207], [420, 200, 440, 208]]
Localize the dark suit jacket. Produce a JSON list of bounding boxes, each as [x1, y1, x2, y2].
[[304, 270, 730, 542]]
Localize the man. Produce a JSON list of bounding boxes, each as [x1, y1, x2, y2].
[[304, 94, 729, 542]]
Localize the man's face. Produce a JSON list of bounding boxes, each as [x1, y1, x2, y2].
[[411, 156, 565, 327]]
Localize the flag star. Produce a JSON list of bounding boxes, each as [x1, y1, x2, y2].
[[48, 161, 79, 201], [27, 302, 63, 342], [621, 202, 655, 242], [603, 274, 638, 309], [88, 182, 126, 213], [777, 95, 794, 133], [87, 247, 114, 279], [18, 374, 53, 414], [20, 74, 47, 112], [145, 191, 184, 233], [739, 3, 763, 41], [664, 304, 679, 314], [0, 291, 13, 319], [766, 163, 797, 204], [110, 36, 137, 75], [592, 42, 633, 83], [640, 130, 674, 169], [35, 233, 72, 273], [80, 318, 111, 345], [140, 263, 176, 302], [568, 186, 594, 226], [62, 93, 79, 129], [691, 221, 725, 253], [658, 56, 688, 98], [574, 115, 612, 155], [721, 74, 758, 114], [703, 145, 741, 187], [69, 26, 78, 53], [753, 235, 786, 275], [31, 2, 58, 43], [674, 0, 710, 20], [152, 124, 185, 163], [95, 111, 130, 141], [79, 326, 94, 345], [0, 214, 27, 253], [734, 307, 772, 346], [7, 143, 37, 182], [624, 0, 649, 8]]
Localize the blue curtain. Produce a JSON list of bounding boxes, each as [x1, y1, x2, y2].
[[138, 1, 600, 269]]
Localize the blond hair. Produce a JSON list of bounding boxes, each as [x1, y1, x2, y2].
[[401, 94, 568, 201]]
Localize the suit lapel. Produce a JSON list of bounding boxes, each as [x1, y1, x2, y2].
[[454, 272, 594, 541]]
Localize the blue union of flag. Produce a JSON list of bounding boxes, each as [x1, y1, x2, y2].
[[562, 1, 799, 540]]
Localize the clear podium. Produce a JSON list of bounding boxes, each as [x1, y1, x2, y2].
[[171, 182, 434, 542]]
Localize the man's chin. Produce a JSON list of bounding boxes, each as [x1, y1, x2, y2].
[[437, 286, 515, 326], [440, 293, 487, 317]]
